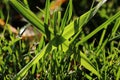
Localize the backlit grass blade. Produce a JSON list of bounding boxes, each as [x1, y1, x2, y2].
[[76, 10, 120, 46], [9, 0, 45, 35], [61, 0, 107, 52], [13, 44, 49, 80], [12, 35, 65, 79], [80, 51, 101, 78], [62, 0, 107, 40], [60, 0, 72, 33], [61, 9, 92, 39]]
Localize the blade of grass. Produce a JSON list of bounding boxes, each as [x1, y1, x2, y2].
[[61, 0, 107, 52], [76, 10, 120, 46], [0, 8, 5, 19], [109, 18, 120, 41], [68, 0, 96, 45], [109, 18, 120, 52], [80, 51, 101, 78], [13, 44, 49, 80], [9, 0, 45, 35], [60, 0, 72, 34], [44, 0, 50, 24], [97, 25, 107, 49], [44, 0, 50, 39], [96, 36, 109, 55], [57, 11, 61, 33], [12, 35, 65, 79], [111, 18, 120, 36], [96, 18, 120, 54], [116, 68, 120, 80], [53, 12, 58, 36], [62, 0, 107, 40], [9, 0, 107, 79], [109, 34, 120, 42], [23, 0, 29, 9]]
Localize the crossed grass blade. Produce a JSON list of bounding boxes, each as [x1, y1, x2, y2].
[[76, 10, 120, 46], [62, 0, 107, 40], [9, 0, 108, 79]]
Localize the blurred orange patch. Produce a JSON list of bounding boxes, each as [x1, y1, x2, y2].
[[0, 19, 5, 27], [0, 19, 18, 34], [50, 0, 67, 12]]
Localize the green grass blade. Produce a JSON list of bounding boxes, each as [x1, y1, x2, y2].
[[13, 44, 49, 79], [96, 37, 109, 55], [111, 18, 120, 36], [116, 68, 120, 80], [60, 0, 107, 52], [110, 17, 120, 41], [76, 10, 120, 46], [62, 0, 107, 40], [109, 18, 120, 51], [12, 35, 65, 79], [23, 0, 29, 9], [109, 34, 120, 42], [44, 0, 50, 25], [44, 0, 50, 39], [98, 26, 107, 48], [62, 10, 92, 40], [9, 0, 45, 35], [53, 12, 58, 36], [60, 0, 72, 33], [57, 11, 61, 32], [80, 51, 101, 78]]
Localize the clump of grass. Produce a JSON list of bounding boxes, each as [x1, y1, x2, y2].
[[0, 0, 120, 79]]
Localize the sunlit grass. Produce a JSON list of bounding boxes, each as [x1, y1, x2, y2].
[[0, 0, 120, 79]]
